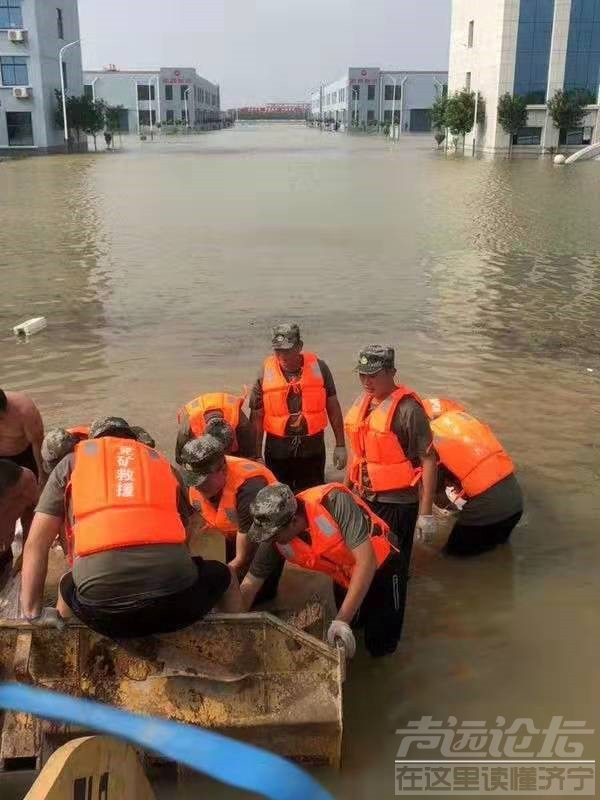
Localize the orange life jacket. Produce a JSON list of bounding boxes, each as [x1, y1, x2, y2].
[[275, 483, 391, 589], [344, 387, 423, 493], [178, 392, 245, 446], [422, 397, 466, 421], [261, 353, 327, 437], [431, 410, 515, 498], [67, 425, 90, 438], [66, 438, 185, 560], [188, 456, 276, 537]]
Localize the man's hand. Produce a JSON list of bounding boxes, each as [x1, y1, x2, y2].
[[327, 620, 356, 658], [25, 607, 65, 630], [415, 514, 437, 545], [333, 445, 348, 470]]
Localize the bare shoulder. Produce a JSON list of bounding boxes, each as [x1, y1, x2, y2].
[[7, 391, 40, 416]]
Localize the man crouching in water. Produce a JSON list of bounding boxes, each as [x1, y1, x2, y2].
[[21, 417, 242, 633]]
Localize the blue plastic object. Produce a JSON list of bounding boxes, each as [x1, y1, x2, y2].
[[0, 683, 334, 800]]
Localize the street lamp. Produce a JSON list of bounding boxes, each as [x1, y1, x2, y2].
[[148, 78, 154, 140], [390, 76, 397, 139], [184, 86, 192, 131], [131, 78, 140, 135], [90, 75, 99, 103], [398, 76, 408, 136], [59, 39, 80, 148]]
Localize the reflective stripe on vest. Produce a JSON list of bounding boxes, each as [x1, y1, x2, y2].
[[422, 397, 466, 421], [189, 456, 276, 537], [261, 353, 328, 438], [431, 410, 515, 498], [344, 387, 423, 493], [66, 425, 90, 438], [275, 483, 391, 589], [67, 438, 185, 559]]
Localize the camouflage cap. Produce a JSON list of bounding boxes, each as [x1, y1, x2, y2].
[[41, 428, 78, 473], [89, 416, 134, 440], [130, 426, 156, 448], [271, 323, 301, 350], [204, 417, 235, 453], [248, 483, 298, 543], [355, 344, 396, 375], [180, 434, 226, 487]]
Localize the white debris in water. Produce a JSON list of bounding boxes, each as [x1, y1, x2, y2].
[[13, 317, 47, 337], [586, 368, 594, 373]]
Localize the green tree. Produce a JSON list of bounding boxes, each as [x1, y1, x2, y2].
[[81, 98, 106, 151], [547, 90, 587, 151], [445, 89, 485, 152], [431, 93, 448, 131], [497, 93, 528, 157], [54, 91, 106, 150], [104, 104, 124, 133]]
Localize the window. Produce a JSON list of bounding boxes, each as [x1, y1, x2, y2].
[[384, 84, 402, 100], [181, 109, 188, 124], [468, 19, 474, 47], [57, 7, 64, 39], [137, 84, 155, 101], [564, 0, 600, 98], [165, 84, 172, 101], [512, 126, 542, 145], [559, 126, 594, 145], [513, 0, 555, 103], [465, 71, 472, 91], [367, 109, 375, 122], [352, 84, 360, 100], [83, 84, 93, 100], [368, 84, 375, 100], [180, 84, 188, 100], [166, 109, 174, 124], [383, 109, 401, 123], [62, 60, 67, 91], [6, 111, 33, 145], [0, 0, 22, 28], [0, 55, 28, 85], [138, 110, 156, 126]]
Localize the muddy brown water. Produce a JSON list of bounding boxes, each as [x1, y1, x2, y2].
[[1, 124, 599, 799]]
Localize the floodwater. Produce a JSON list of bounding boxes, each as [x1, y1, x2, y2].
[[1, 124, 599, 799]]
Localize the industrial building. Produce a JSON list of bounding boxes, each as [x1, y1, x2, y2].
[[0, 0, 83, 154], [309, 67, 448, 132], [449, 0, 600, 155], [83, 66, 222, 132]]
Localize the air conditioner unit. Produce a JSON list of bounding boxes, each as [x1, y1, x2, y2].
[[8, 29, 27, 42], [13, 86, 31, 99]]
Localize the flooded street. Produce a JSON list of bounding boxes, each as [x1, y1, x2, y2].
[[1, 123, 600, 798]]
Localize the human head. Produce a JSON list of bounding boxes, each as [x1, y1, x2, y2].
[[355, 344, 397, 400], [89, 416, 137, 440], [130, 426, 156, 448], [0, 390, 7, 414], [271, 323, 303, 371], [247, 483, 307, 545], [180, 434, 228, 498], [204, 417, 235, 453], [41, 428, 79, 474], [0, 459, 23, 498]]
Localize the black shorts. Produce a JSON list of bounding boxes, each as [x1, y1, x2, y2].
[[445, 511, 522, 557], [60, 557, 231, 639], [265, 450, 326, 493], [365, 500, 419, 567], [4, 444, 38, 478], [334, 552, 409, 658]]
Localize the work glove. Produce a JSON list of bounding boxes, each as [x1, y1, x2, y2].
[[332, 446, 348, 470], [327, 620, 356, 659], [415, 514, 437, 545], [25, 607, 65, 630]]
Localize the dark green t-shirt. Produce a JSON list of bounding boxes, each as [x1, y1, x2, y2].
[[36, 453, 197, 607]]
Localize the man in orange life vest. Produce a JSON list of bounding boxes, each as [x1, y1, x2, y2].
[[249, 324, 347, 492], [21, 417, 242, 634], [179, 432, 283, 599], [176, 392, 254, 463], [240, 482, 409, 658], [41, 426, 155, 476], [345, 345, 438, 564], [424, 399, 523, 557]]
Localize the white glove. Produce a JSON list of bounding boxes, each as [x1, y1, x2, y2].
[[25, 607, 65, 630], [333, 446, 348, 470], [327, 620, 356, 659], [415, 514, 437, 545]]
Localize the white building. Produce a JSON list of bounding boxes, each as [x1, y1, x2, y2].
[[83, 66, 222, 132], [0, 0, 83, 154], [449, 0, 600, 156], [310, 67, 448, 132]]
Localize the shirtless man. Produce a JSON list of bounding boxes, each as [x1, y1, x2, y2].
[[0, 390, 45, 534], [0, 460, 38, 571]]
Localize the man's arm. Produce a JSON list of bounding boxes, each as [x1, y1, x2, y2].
[[174, 415, 192, 465], [248, 376, 265, 459], [336, 539, 377, 624], [239, 541, 281, 609], [240, 572, 265, 610], [23, 399, 45, 485], [230, 531, 253, 574], [419, 451, 437, 516], [326, 395, 346, 447], [21, 512, 62, 619]]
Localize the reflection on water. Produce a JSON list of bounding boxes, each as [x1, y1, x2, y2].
[[1, 125, 599, 798]]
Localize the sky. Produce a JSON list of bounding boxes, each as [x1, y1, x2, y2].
[[78, 0, 451, 109]]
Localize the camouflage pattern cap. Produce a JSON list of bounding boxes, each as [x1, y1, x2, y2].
[[180, 434, 225, 487], [41, 428, 78, 473], [248, 483, 298, 543], [130, 426, 156, 448], [204, 417, 235, 453], [271, 323, 301, 350], [355, 344, 395, 375], [89, 416, 134, 439]]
